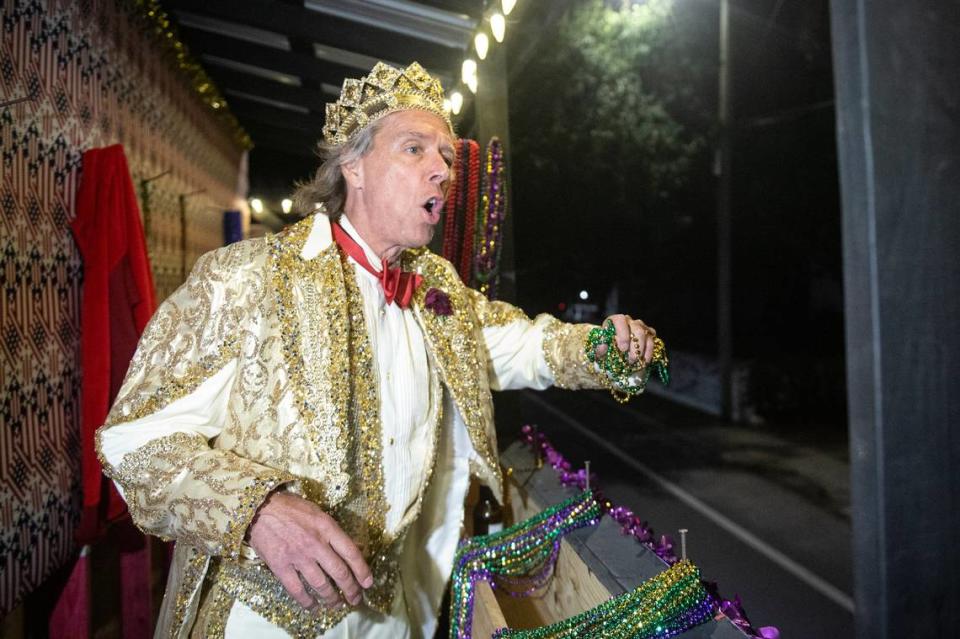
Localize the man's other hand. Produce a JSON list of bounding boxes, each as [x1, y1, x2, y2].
[[593, 314, 657, 366], [247, 491, 374, 611]]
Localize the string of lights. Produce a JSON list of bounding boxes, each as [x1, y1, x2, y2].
[[444, 0, 519, 120]]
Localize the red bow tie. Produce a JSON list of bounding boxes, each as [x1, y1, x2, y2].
[[332, 222, 423, 309]]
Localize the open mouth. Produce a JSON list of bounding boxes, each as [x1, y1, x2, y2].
[[422, 197, 442, 221]]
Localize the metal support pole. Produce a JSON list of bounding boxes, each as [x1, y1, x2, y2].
[[717, 0, 734, 420]]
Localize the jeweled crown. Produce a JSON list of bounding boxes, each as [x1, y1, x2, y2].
[[323, 61, 453, 146]]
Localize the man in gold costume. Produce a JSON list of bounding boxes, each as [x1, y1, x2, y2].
[[96, 62, 658, 638]]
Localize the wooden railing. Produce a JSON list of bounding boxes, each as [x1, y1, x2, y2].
[[468, 442, 746, 638]]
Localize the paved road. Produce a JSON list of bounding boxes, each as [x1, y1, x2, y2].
[[493, 387, 855, 638]]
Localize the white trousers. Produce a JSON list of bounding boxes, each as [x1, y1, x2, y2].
[[223, 592, 412, 639]]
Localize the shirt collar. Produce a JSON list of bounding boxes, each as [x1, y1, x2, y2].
[[339, 214, 383, 273]]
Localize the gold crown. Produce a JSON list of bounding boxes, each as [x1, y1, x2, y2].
[[323, 61, 453, 146]]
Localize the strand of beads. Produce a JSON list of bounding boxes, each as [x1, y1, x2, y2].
[[458, 139, 481, 285], [585, 322, 670, 402], [520, 425, 678, 563], [441, 140, 464, 261], [491, 559, 713, 639], [475, 137, 507, 300], [448, 489, 601, 639]]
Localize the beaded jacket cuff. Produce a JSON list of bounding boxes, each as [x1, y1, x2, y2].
[[107, 431, 294, 558]]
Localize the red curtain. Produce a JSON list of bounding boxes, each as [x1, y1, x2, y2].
[[72, 144, 156, 535], [57, 144, 158, 637]]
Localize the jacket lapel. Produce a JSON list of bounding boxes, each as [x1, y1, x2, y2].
[[406, 251, 501, 484], [271, 215, 354, 506]]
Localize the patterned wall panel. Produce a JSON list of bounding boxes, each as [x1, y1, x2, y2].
[[0, 0, 244, 613]]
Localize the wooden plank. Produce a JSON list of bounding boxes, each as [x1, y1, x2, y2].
[[494, 537, 611, 630], [473, 580, 508, 638], [499, 464, 615, 626]]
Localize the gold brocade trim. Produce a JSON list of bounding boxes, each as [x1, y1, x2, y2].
[[191, 577, 233, 639], [173, 546, 212, 638], [107, 431, 293, 557], [106, 337, 240, 430], [268, 216, 398, 614], [97, 239, 258, 478], [109, 431, 204, 495], [466, 288, 531, 327], [345, 254, 386, 543], [327, 249, 388, 557], [94, 330, 231, 475], [200, 543, 404, 638], [541, 318, 608, 391], [207, 559, 350, 638], [269, 220, 352, 507]]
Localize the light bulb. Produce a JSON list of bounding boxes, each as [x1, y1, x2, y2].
[[450, 91, 463, 115], [491, 13, 506, 42], [502, 0, 517, 16], [474, 32, 489, 60], [281, 198, 292, 214], [461, 59, 477, 84], [250, 198, 264, 214], [466, 75, 478, 94]]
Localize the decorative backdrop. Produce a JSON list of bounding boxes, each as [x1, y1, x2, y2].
[[0, 0, 245, 614]]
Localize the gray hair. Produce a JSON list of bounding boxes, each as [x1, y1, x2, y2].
[[293, 120, 383, 219]]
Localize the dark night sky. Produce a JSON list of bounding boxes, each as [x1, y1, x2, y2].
[[507, 0, 844, 422]]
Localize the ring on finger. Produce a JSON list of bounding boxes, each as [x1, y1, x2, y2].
[[304, 578, 338, 608]]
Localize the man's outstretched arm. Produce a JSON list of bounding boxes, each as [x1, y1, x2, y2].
[[468, 289, 656, 392]]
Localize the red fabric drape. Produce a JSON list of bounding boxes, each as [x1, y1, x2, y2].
[[71, 144, 156, 538], [62, 144, 157, 638]]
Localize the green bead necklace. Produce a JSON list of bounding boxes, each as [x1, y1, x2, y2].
[[492, 559, 713, 639], [449, 490, 602, 639], [585, 323, 670, 401]]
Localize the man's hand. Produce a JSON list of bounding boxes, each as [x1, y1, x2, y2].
[[593, 314, 657, 366], [247, 491, 374, 611]]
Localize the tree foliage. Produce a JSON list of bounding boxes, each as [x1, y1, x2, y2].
[[512, 0, 713, 221]]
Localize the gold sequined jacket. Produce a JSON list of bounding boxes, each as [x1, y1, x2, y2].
[[95, 214, 603, 638]]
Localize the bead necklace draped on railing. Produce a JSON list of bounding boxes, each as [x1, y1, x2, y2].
[[449, 489, 602, 639], [519, 425, 781, 639], [448, 485, 715, 639], [491, 559, 714, 639]]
